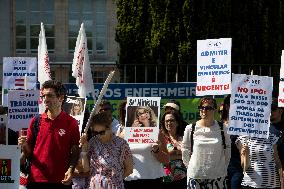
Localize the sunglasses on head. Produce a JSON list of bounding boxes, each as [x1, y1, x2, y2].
[[93, 130, 106, 136], [198, 106, 214, 111]]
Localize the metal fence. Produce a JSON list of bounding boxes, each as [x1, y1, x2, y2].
[[117, 63, 280, 84]]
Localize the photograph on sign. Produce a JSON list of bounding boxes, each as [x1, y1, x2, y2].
[[63, 96, 86, 133]]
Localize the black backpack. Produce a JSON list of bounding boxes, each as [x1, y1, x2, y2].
[[20, 114, 41, 175], [190, 121, 226, 154]]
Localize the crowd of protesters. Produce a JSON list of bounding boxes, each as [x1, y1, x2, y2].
[[0, 80, 283, 189]]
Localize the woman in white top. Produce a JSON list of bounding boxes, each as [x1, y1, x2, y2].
[[117, 128, 169, 189], [182, 97, 231, 189]]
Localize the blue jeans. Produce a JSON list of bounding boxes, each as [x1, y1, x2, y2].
[[227, 171, 243, 189]]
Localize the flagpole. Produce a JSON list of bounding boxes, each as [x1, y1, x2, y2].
[[84, 71, 115, 133]]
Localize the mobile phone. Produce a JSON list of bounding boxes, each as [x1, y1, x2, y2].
[[20, 128, 28, 137]]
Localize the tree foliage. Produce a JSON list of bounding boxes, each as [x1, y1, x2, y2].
[[115, 0, 284, 83]]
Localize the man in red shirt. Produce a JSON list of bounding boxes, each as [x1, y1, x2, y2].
[[18, 80, 80, 189]]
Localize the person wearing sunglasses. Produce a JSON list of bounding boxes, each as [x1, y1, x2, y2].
[[98, 100, 120, 135], [182, 96, 231, 189], [79, 112, 133, 189]]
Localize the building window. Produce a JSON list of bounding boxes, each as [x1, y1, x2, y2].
[[15, 0, 55, 54], [68, 0, 107, 55], [95, 0, 107, 54], [92, 69, 108, 83]]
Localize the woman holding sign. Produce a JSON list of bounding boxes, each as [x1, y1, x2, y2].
[[79, 112, 134, 189], [182, 97, 231, 189]]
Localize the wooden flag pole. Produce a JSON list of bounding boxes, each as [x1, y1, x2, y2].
[[84, 71, 115, 133]]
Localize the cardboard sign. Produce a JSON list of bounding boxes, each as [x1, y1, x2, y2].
[[228, 74, 273, 138], [196, 38, 231, 96], [125, 97, 160, 144], [278, 50, 284, 107], [0, 145, 20, 189], [2, 57, 37, 106], [8, 90, 39, 131]]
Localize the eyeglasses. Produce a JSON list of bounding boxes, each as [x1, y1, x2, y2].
[[40, 93, 57, 99], [165, 119, 176, 123], [137, 111, 148, 116], [198, 106, 214, 111], [93, 130, 106, 136]]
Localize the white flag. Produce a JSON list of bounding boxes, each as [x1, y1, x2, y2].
[[38, 22, 51, 114], [72, 23, 95, 98], [38, 22, 51, 87]]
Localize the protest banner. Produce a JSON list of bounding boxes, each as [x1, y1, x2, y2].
[[8, 90, 39, 131], [278, 50, 284, 107], [228, 74, 273, 138], [63, 96, 86, 133], [63, 82, 223, 124], [0, 115, 7, 145], [196, 38, 231, 96], [0, 145, 20, 189], [124, 97, 160, 144], [2, 57, 37, 106]]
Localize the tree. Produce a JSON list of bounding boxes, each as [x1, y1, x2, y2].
[[115, 0, 284, 83]]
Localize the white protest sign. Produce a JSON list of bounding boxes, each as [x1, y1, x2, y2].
[[278, 50, 284, 107], [8, 90, 39, 131], [196, 38, 231, 96], [63, 96, 86, 133], [125, 97, 160, 144], [0, 145, 20, 189], [2, 57, 37, 106], [228, 74, 273, 138]]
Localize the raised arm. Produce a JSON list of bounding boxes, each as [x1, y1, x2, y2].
[[80, 134, 90, 173], [236, 137, 250, 171], [151, 132, 170, 165]]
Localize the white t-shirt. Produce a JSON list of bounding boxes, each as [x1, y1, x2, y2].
[[125, 144, 165, 180], [182, 121, 231, 179], [237, 133, 280, 188]]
